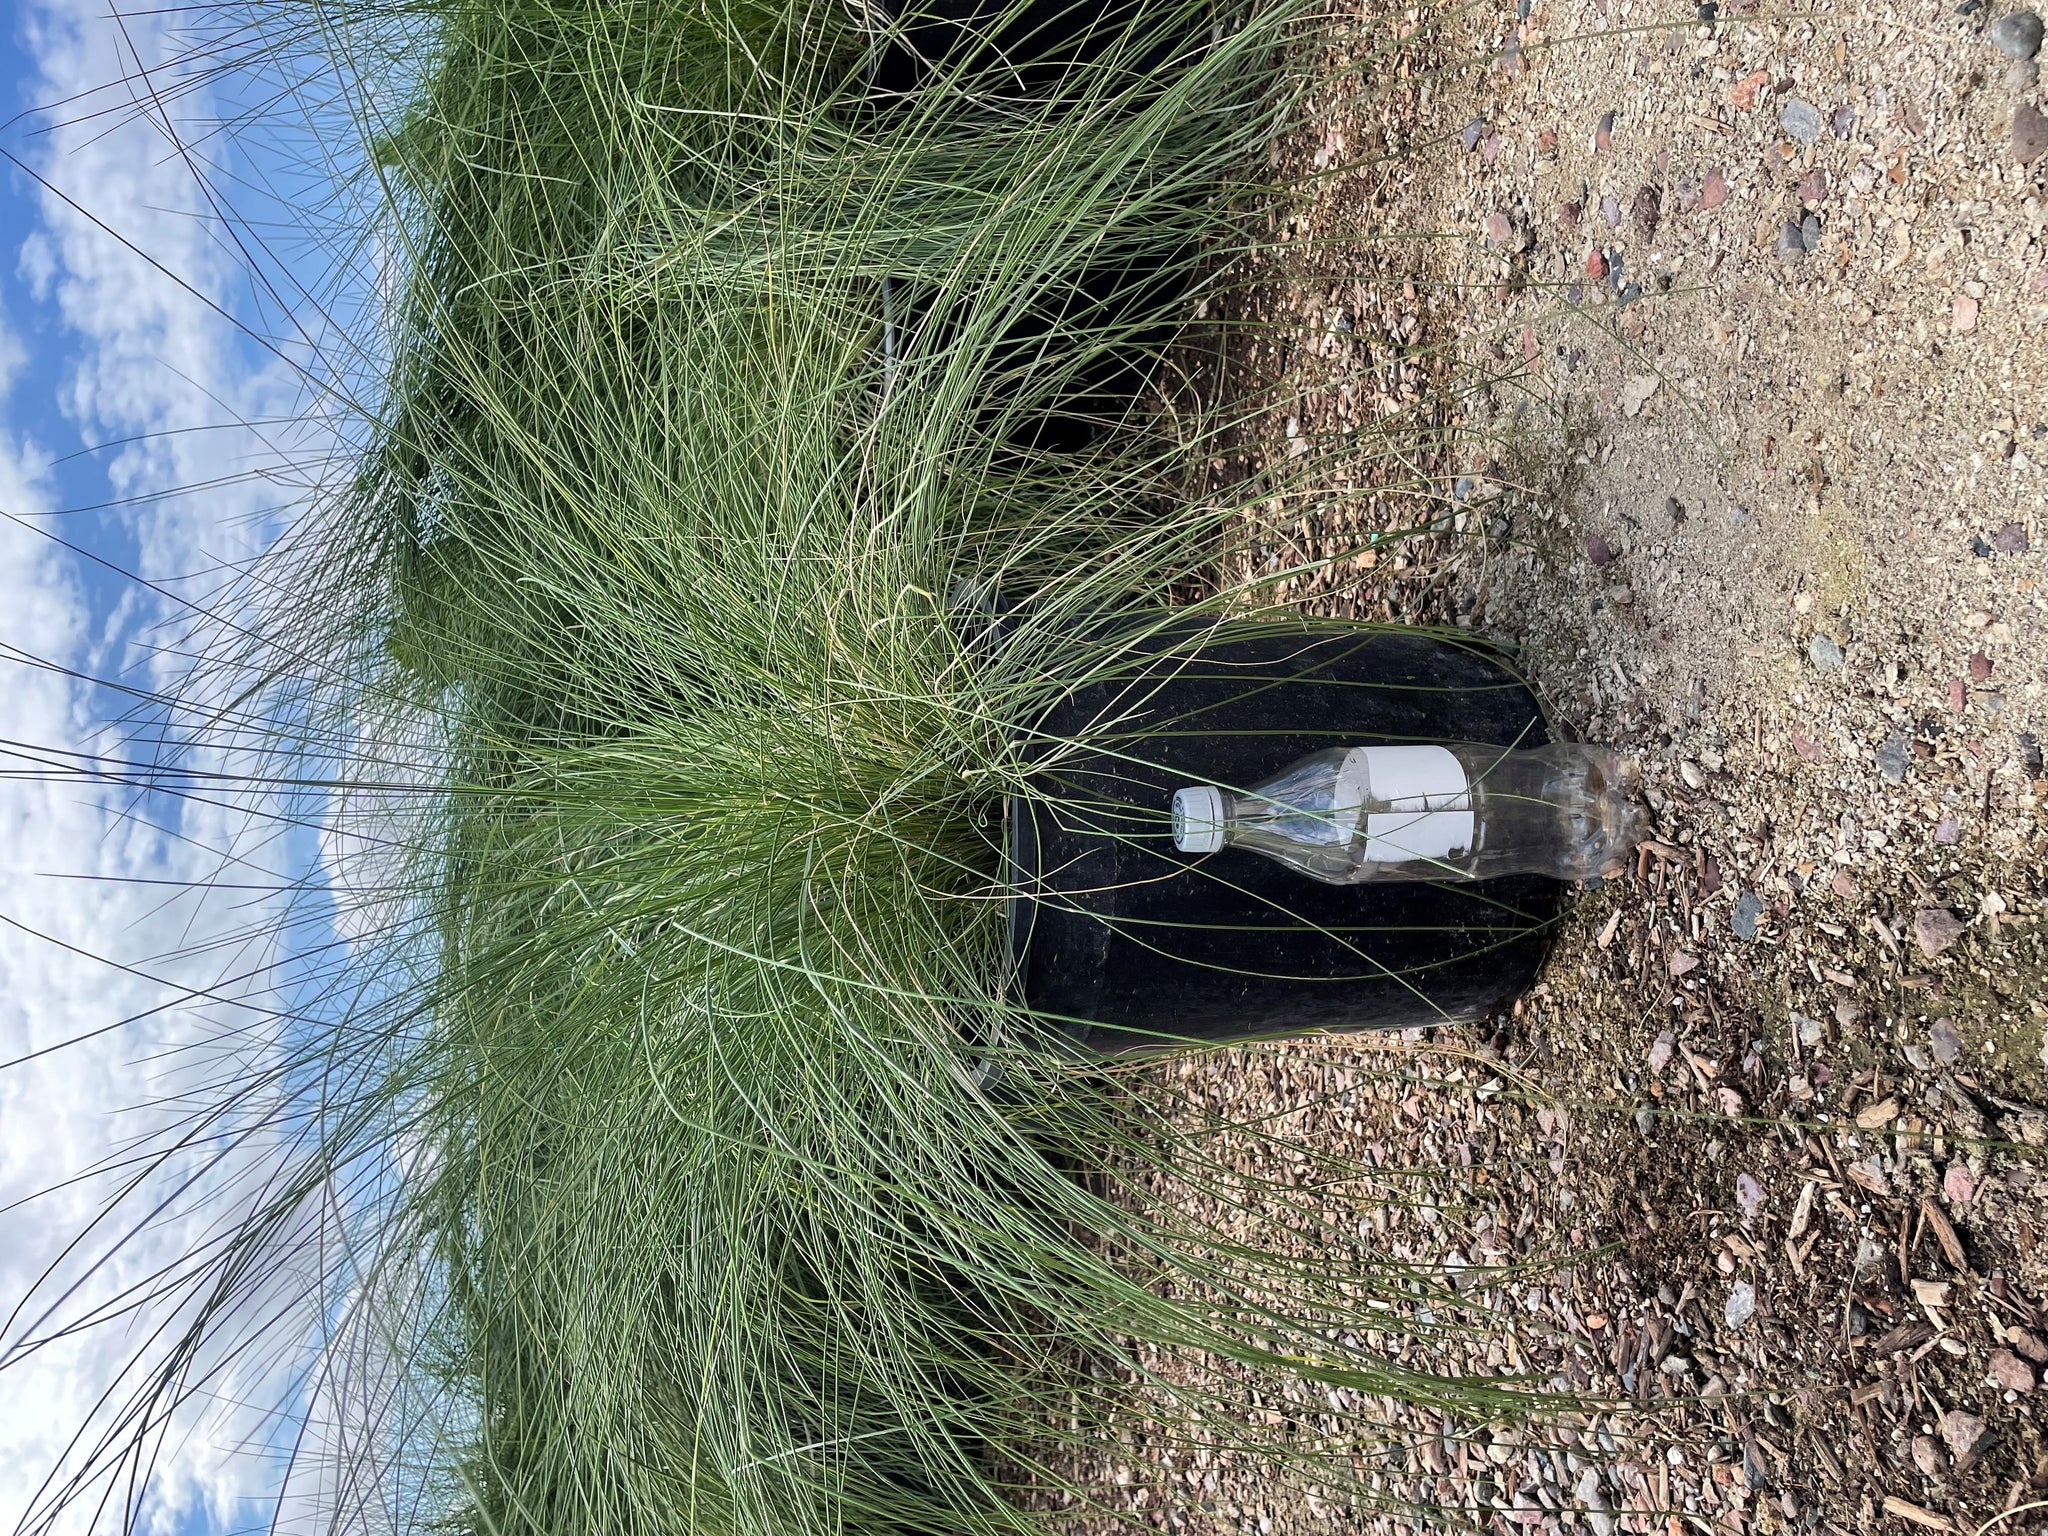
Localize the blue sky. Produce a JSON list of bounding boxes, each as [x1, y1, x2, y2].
[[0, 2, 380, 1530]]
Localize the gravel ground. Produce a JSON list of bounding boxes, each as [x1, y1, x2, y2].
[[1035, 2, 2048, 1532]]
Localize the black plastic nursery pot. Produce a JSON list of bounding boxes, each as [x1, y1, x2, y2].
[[1006, 619, 1565, 1054]]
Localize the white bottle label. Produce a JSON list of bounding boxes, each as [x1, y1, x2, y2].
[[1338, 745, 1474, 865]]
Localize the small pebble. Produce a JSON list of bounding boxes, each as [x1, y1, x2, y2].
[[1779, 98, 1823, 144], [1830, 103, 1857, 138], [1992, 520, 2032, 553], [1595, 110, 1616, 153], [1700, 166, 1728, 209], [1725, 1280, 1757, 1329], [1729, 69, 1769, 110], [1912, 1435, 1949, 1478], [1940, 1410, 1987, 1463], [1777, 219, 1808, 260], [2017, 103, 2048, 166], [1973, 534, 1995, 557], [1464, 117, 1489, 152], [1955, 294, 1980, 332], [1586, 246, 1607, 278], [1732, 889, 1764, 941], [1807, 632, 1844, 669], [1914, 907, 1967, 959], [1634, 1104, 1658, 1136], [1632, 184, 1661, 234], [1793, 1011, 1824, 1048], [1798, 168, 1827, 205], [1935, 816, 1961, 844], [1735, 1174, 1763, 1220], [1969, 651, 1992, 682], [1484, 211, 1515, 246], [1988, 9, 2044, 60], [2010, 1329, 2048, 1364], [1587, 533, 1615, 565], [1801, 212, 1823, 251], [1989, 1349, 2038, 1393], [1930, 1015, 1963, 1066], [1944, 1162, 1977, 1204], [1602, 193, 1622, 228], [1876, 735, 1911, 782]]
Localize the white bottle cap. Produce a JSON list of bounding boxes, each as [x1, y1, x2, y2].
[[1171, 785, 1225, 854]]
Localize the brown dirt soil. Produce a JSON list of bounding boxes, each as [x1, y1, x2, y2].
[[1034, 1, 2048, 1533]]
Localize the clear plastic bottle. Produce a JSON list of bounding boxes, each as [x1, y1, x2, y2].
[[1169, 743, 1644, 884]]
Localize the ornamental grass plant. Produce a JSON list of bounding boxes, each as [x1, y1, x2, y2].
[[7, 1, 1578, 1532]]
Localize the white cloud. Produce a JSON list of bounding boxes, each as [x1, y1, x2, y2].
[[0, 302, 24, 393], [0, 405, 262, 1536], [1, 3, 361, 1530]]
